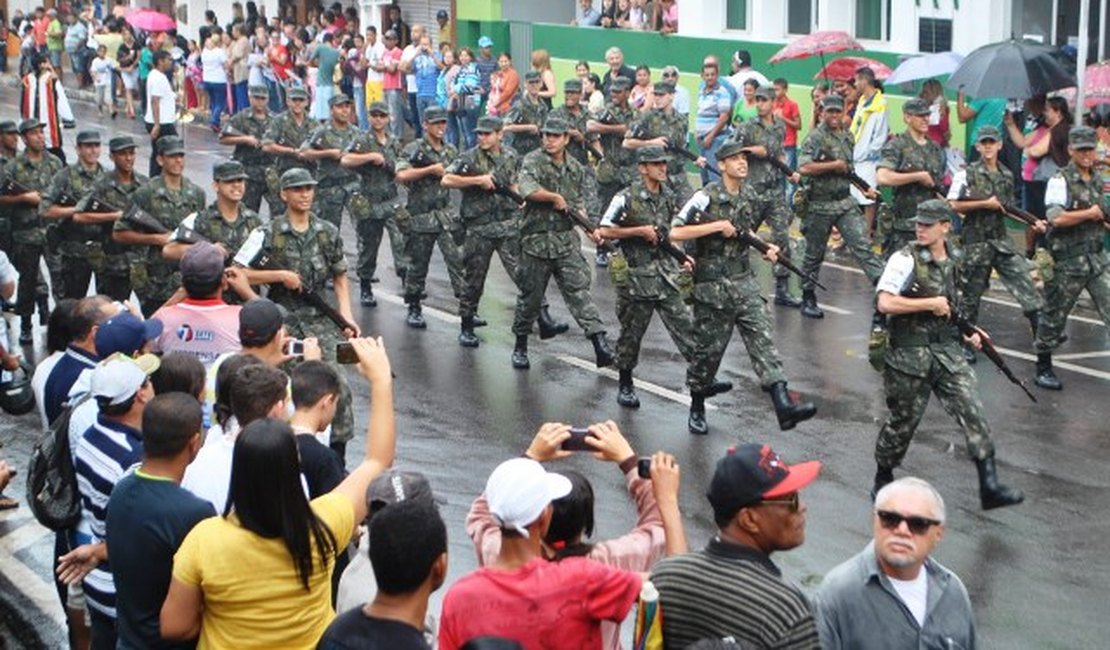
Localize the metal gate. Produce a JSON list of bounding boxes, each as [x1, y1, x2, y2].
[[508, 21, 532, 77]]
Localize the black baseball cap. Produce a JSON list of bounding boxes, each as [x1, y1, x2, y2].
[[239, 298, 285, 346], [706, 444, 821, 521]]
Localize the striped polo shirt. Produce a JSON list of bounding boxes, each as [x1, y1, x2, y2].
[[650, 537, 820, 650]]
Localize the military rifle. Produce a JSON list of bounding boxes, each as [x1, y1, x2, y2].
[[811, 151, 884, 203], [73, 196, 165, 236], [525, 196, 616, 253], [608, 203, 693, 267], [0, 177, 33, 196], [950, 309, 1037, 403], [345, 138, 396, 177], [453, 160, 526, 205], [628, 121, 719, 178], [688, 207, 827, 290], [956, 188, 1046, 230]]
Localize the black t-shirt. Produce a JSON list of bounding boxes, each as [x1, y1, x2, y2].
[[296, 433, 346, 498], [106, 472, 216, 650], [317, 611, 429, 650]]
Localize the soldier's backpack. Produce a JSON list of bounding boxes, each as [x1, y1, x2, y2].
[[25, 395, 92, 530]]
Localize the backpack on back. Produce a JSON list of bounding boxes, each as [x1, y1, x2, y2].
[[26, 395, 91, 531]]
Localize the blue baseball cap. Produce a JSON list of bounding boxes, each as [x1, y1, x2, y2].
[[478, 35, 493, 48], [94, 312, 163, 357]]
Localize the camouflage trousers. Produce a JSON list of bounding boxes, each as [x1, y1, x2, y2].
[[243, 175, 268, 214], [313, 185, 350, 231], [1034, 254, 1110, 353], [11, 241, 47, 318], [750, 195, 794, 280], [60, 253, 132, 301], [959, 242, 1044, 326], [876, 349, 995, 468], [883, 228, 916, 259], [686, 273, 786, 394], [283, 309, 355, 444], [597, 181, 624, 228], [44, 228, 64, 301], [801, 205, 885, 291], [460, 231, 521, 320], [615, 286, 696, 371], [356, 216, 408, 283], [402, 228, 466, 304], [583, 167, 602, 226], [512, 249, 605, 337]]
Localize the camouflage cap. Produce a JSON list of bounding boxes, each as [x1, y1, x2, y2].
[[652, 81, 674, 94], [637, 146, 670, 164], [610, 77, 633, 91], [821, 94, 845, 111], [541, 117, 569, 134], [975, 125, 1002, 143], [1069, 125, 1098, 150], [109, 135, 138, 152], [156, 136, 186, 156], [287, 86, 308, 100], [280, 167, 318, 189], [17, 118, 43, 134], [213, 160, 249, 182], [475, 115, 503, 132], [248, 84, 270, 98], [910, 198, 955, 225], [902, 98, 931, 116], [716, 140, 748, 162], [564, 79, 583, 93], [423, 106, 448, 123], [754, 85, 774, 100], [76, 130, 102, 145], [329, 93, 353, 107], [368, 101, 390, 115], [524, 71, 541, 83], [0, 120, 17, 134]]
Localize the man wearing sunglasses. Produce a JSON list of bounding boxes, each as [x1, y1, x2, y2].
[[814, 477, 975, 650]]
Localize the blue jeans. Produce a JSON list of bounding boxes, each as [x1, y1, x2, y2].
[[408, 92, 423, 138], [266, 78, 283, 112], [699, 132, 730, 185], [385, 89, 404, 139], [353, 85, 369, 130], [233, 81, 249, 113], [416, 96, 436, 132], [454, 107, 478, 149], [205, 81, 228, 127], [784, 145, 797, 205]]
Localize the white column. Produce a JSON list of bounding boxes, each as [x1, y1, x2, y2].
[[1052, 0, 1060, 45], [1078, 0, 1091, 117], [1099, 0, 1107, 60]]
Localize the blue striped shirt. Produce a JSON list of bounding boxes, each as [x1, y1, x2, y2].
[[42, 346, 98, 425]]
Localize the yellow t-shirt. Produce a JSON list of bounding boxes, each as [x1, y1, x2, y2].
[[172, 492, 355, 649]]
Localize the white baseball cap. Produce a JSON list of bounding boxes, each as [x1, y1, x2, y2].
[[91, 353, 160, 405], [486, 458, 572, 536]]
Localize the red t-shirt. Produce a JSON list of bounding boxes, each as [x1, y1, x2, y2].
[[438, 556, 641, 650], [775, 96, 801, 147], [381, 46, 403, 91]]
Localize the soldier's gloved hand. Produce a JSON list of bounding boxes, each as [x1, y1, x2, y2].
[[281, 271, 303, 291], [524, 423, 573, 462]]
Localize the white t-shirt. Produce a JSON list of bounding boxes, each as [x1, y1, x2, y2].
[[888, 570, 929, 627], [365, 41, 385, 83], [144, 68, 176, 124], [31, 351, 64, 430], [876, 250, 916, 296], [89, 56, 114, 87], [401, 44, 418, 92], [201, 47, 229, 84]]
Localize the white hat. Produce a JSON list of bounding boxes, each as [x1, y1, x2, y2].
[[486, 458, 572, 536], [91, 353, 160, 406]]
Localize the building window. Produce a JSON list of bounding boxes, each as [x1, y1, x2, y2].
[[726, 0, 747, 31], [856, 0, 892, 40], [919, 18, 953, 53], [788, 0, 813, 35]]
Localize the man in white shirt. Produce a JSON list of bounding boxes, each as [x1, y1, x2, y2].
[[144, 50, 178, 176], [364, 26, 386, 106], [728, 49, 769, 92], [400, 23, 427, 137]]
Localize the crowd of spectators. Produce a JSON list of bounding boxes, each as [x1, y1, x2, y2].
[[572, 0, 678, 34]]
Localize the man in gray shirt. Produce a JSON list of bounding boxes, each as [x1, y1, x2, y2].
[[814, 477, 976, 650]]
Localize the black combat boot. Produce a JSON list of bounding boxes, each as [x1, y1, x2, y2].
[[511, 334, 530, 369], [800, 290, 824, 319], [688, 392, 708, 435], [1026, 310, 1040, 338], [1034, 352, 1062, 390], [406, 303, 426, 329], [870, 466, 894, 502], [458, 318, 479, 348], [706, 378, 733, 397], [617, 368, 640, 408], [360, 284, 377, 307], [768, 381, 817, 430], [962, 342, 978, 364], [976, 457, 1025, 510], [774, 276, 802, 308], [19, 320, 33, 345], [472, 315, 488, 327], [589, 332, 615, 368], [36, 295, 49, 325], [537, 306, 570, 339]]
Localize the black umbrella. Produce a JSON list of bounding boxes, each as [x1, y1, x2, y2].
[[946, 39, 1075, 98]]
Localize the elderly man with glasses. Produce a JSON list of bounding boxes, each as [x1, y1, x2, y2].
[[814, 477, 976, 650]]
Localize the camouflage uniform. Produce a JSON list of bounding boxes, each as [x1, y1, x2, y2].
[[732, 115, 794, 279], [503, 94, 547, 156], [261, 111, 316, 214], [41, 160, 104, 299], [602, 180, 696, 370], [222, 108, 274, 214], [303, 122, 358, 231], [345, 130, 408, 284], [629, 107, 696, 203], [512, 147, 606, 336], [78, 170, 148, 301], [1034, 162, 1110, 353], [397, 137, 466, 306], [549, 103, 602, 219], [1, 151, 62, 320], [594, 102, 638, 221], [673, 184, 787, 394], [798, 122, 885, 290], [949, 161, 1043, 325], [877, 132, 946, 255], [119, 175, 206, 316], [173, 202, 263, 255], [875, 242, 995, 468]]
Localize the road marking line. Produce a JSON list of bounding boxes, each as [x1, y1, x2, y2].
[[0, 517, 66, 628], [0, 517, 51, 554], [992, 345, 1110, 382], [553, 354, 718, 410], [1053, 350, 1110, 361], [375, 292, 460, 323]]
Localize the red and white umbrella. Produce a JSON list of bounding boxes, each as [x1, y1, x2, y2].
[[770, 31, 863, 64], [1057, 61, 1110, 108], [814, 56, 892, 82]]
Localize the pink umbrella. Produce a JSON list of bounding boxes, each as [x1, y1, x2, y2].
[[1056, 61, 1110, 108], [815, 56, 893, 82], [126, 9, 176, 33], [770, 31, 862, 64]]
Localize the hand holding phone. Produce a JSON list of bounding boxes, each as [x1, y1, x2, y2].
[[560, 427, 595, 452], [285, 339, 305, 356]]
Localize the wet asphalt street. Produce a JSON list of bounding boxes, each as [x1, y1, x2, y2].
[[1, 89, 1108, 649]]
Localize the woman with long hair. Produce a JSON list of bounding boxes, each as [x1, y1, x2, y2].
[[201, 29, 229, 131], [437, 47, 460, 144], [452, 47, 482, 149], [530, 48, 555, 109], [731, 77, 759, 126], [920, 78, 950, 147], [810, 80, 829, 128], [161, 338, 396, 649], [488, 51, 518, 117], [629, 64, 652, 112], [1007, 95, 1070, 219]]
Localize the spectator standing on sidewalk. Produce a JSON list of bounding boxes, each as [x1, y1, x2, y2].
[[229, 23, 251, 113], [145, 51, 179, 176], [475, 36, 497, 113], [202, 30, 230, 131], [695, 61, 732, 184], [850, 66, 889, 237], [311, 32, 342, 120], [381, 30, 405, 139]]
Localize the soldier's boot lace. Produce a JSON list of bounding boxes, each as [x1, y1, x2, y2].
[[36, 295, 50, 325], [800, 291, 824, 319], [617, 369, 640, 408], [360, 284, 377, 307], [773, 276, 802, 308], [687, 393, 708, 435], [406, 303, 427, 329], [706, 378, 733, 397], [537, 306, 570, 339], [458, 318, 480, 348], [511, 334, 530, 369], [870, 466, 894, 502], [976, 457, 1024, 510], [1034, 352, 1062, 390], [589, 332, 615, 368], [962, 342, 978, 364], [769, 381, 817, 431]]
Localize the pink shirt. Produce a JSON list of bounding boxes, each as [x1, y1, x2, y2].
[[152, 298, 242, 367], [381, 46, 403, 91]]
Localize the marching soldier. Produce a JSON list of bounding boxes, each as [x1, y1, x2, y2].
[[948, 125, 1046, 362], [549, 78, 602, 220], [589, 76, 637, 265], [73, 135, 147, 303], [0, 121, 17, 166], [114, 136, 206, 317], [395, 106, 466, 329], [219, 84, 275, 215], [1033, 126, 1110, 391], [340, 101, 407, 308], [40, 130, 105, 299], [672, 141, 817, 435], [301, 93, 358, 232], [876, 98, 947, 256], [797, 94, 886, 319], [502, 71, 548, 157], [0, 119, 62, 342], [871, 199, 1023, 511], [510, 117, 615, 370], [624, 82, 702, 204], [261, 86, 316, 215], [163, 160, 263, 267]]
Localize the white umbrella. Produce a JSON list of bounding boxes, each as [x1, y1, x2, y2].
[[886, 51, 965, 85]]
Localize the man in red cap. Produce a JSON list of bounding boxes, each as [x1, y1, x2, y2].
[[651, 443, 822, 650]]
